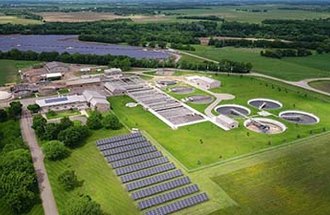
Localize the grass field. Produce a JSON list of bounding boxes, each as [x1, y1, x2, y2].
[[210, 132, 330, 215], [109, 74, 330, 169], [308, 80, 330, 93], [44, 128, 140, 215], [0, 60, 41, 85], [0, 16, 42, 25], [186, 46, 330, 81], [45, 109, 81, 120], [167, 5, 330, 23]]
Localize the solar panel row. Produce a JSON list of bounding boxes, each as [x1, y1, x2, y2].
[[145, 193, 209, 215], [106, 146, 157, 162], [121, 163, 176, 183], [110, 151, 163, 169], [127, 170, 184, 193], [102, 141, 151, 156], [131, 176, 191, 200], [96, 132, 141, 146], [98, 137, 146, 150], [45, 97, 68, 104], [138, 184, 199, 209], [115, 157, 169, 176]]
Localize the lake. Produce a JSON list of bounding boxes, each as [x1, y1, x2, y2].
[[0, 35, 171, 59]]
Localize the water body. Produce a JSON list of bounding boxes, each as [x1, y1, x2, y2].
[[0, 35, 170, 59]]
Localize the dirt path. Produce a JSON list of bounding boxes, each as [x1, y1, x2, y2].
[[20, 110, 58, 215]]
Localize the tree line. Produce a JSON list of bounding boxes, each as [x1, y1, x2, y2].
[[0, 49, 253, 73], [260, 49, 313, 59]]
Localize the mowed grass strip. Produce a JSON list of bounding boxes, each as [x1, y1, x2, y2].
[[109, 75, 330, 169], [186, 46, 330, 81], [44, 128, 140, 215], [210, 132, 330, 215]]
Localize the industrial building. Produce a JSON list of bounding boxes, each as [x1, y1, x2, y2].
[[82, 90, 110, 112], [66, 77, 101, 89], [36, 95, 88, 112], [45, 62, 69, 73], [186, 76, 221, 90], [104, 68, 123, 79], [215, 114, 239, 130]]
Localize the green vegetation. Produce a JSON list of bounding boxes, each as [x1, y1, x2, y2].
[[109, 74, 330, 169], [308, 80, 330, 93], [42, 141, 70, 161], [187, 46, 330, 81], [211, 132, 330, 215], [46, 109, 81, 120], [44, 128, 139, 214], [0, 59, 40, 85], [0, 15, 42, 25]]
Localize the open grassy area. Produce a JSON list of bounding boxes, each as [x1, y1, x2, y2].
[[109, 74, 330, 170], [46, 109, 81, 120], [0, 60, 41, 85], [186, 46, 330, 81], [308, 80, 330, 93], [0, 16, 42, 25], [44, 128, 140, 215], [210, 132, 330, 215], [167, 5, 330, 23]]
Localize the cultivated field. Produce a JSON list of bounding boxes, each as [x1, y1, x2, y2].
[[210, 132, 330, 215], [0, 15, 42, 25], [308, 80, 330, 93], [39, 12, 173, 23], [0, 60, 40, 85], [109, 74, 330, 169], [186, 46, 330, 81]]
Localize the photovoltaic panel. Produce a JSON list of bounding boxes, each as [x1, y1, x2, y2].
[[120, 163, 176, 183], [98, 137, 147, 150], [106, 146, 157, 162], [45, 97, 68, 104], [144, 193, 208, 215], [101, 141, 151, 155], [115, 157, 169, 176], [127, 170, 184, 193], [96, 132, 143, 146], [110, 151, 163, 169], [138, 184, 199, 209], [130, 176, 190, 200]]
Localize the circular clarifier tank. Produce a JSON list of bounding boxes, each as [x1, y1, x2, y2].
[[244, 118, 287, 134], [279, 110, 319, 125], [170, 86, 194, 94], [214, 104, 251, 118], [248, 98, 282, 110]]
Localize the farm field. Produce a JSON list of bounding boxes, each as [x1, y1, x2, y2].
[[0, 59, 40, 85], [187, 46, 330, 81], [210, 132, 330, 215], [0, 15, 42, 25], [44, 128, 140, 215], [167, 5, 330, 23], [109, 74, 330, 169], [308, 80, 330, 93]]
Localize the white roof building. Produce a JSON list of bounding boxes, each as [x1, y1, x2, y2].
[[186, 76, 221, 90], [66, 77, 101, 87], [42, 73, 63, 79], [215, 114, 238, 130], [36, 95, 86, 108]]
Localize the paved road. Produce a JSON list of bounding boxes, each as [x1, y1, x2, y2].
[[20, 110, 59, 215]]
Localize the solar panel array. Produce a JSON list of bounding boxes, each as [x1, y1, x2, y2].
[[96, 132, 208, 215], [45, 97, 68, 104]]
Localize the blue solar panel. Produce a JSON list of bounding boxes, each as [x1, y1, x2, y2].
[[45, 97, 68, 104]]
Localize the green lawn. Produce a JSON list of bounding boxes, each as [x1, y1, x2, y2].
[[0, 60, 41, 85], [308, 80, 330, 93], [44, 128, 140, 215], [186, 46, 330, 81], [46, 109, 81, 120], [210, 132, 330, 215], [109, 75, 330, 170]]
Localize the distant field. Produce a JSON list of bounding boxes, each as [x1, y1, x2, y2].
[[44, 128, 140, 215], [0, 60, 40, 85], [308, 80, 330, 93], [39, 12, 174, 23], [110, 74, 330, 169], [0, 15, 42, 25], [186, 46, 330, 81], [211, 132, 330, 215], [168, 5, 330, 23]]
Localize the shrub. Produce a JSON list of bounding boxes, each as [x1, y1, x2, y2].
[[58, 125, 90, 148], [102, 114, 123, 130], [42, 141, 70, 161], [87, 111, 103, 130], [63, 195, 103, 215], [58, 170, 82, 191]]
